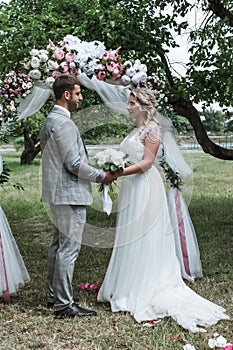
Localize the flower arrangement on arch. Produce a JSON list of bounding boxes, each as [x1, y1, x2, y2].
[[21, 34, 164, 95], [23, 34, 106, 88], [95, 47, 125, 82], [0, 71, 33, 120]]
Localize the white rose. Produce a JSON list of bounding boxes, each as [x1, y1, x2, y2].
[[27, 82, 33, 88], [30, 49, 39, 56], [9, 105, 16, 112], [30, 56, 41, 68], [29, 69, 41, 80], [97, 155, 109, 167], [133, 59, 141, 70], [24, 61, 31, 70], [120, 75, 131, 86], [183, 345, 196, 350], [39, 53, 49, 62], [22, 82, 28, 89], [92, 41, 106, 58], [123, 60, 133, 68], [45, 77, 55, 89], [62, 34, 81, 51], [208, 338, 217, 348], [215, 335, 227, 347], [131, 71, 147, 84], [138, 63, 147, 73], [39, 49, 49, 56], [126, 67, 136, 77]]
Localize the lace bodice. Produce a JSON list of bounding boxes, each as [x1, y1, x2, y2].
[[120, 122, 161, 165]]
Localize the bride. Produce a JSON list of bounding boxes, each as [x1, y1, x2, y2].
[[97, 87, 229, 332], [0, 154, 30, 303]]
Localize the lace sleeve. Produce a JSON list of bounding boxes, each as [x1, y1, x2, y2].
[[139, 122, 161, 144]]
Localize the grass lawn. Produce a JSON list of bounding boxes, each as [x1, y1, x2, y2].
[[0, 150, 232, 350]]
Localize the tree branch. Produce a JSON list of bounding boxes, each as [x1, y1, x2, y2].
[[171, 97, 233, 160], [208, 0, 233, 26]]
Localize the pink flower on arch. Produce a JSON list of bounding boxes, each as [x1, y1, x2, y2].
[[53, 49, 65, 61], [65, 52, 75, 63], [52, 70, 62, 79], [96, 71, 107, 80], [47, 39, 57, 51], [60, 61, 69, 73], [108, 47, 121, 61], [106, 61, 117, 72], [69, 62, 76, 70], [102, 50, 110, 60], [112, 67, 122, 80], [223, 345, 233, 350]]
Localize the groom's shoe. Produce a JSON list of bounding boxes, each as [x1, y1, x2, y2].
[[47, 301, 55, 309], [47, 298, 79, 309], [54, 303, 97, 318]]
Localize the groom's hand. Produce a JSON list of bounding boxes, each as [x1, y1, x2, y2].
[[103, 171, 117, 185]]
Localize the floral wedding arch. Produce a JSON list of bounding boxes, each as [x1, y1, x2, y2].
[[0, 34, 191, 178]]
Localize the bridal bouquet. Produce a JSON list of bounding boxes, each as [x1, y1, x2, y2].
[[93, 148, 128, 215]]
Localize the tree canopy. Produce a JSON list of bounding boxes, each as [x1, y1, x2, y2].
[[0, 0, 232, 159]]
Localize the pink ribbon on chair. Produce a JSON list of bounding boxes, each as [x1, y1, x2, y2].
[[173, 187, 191, 277], [0, 230, 10, 303]]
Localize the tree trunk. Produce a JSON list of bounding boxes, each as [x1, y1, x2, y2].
[[20, 129, 41, 165], [172, 97, 233, 160]]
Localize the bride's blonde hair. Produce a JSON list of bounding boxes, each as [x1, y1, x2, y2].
[[130, 87, 159, 129]]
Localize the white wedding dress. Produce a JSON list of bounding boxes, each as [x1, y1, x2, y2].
[[97, 124, 229, 332], [0, 207, 30, 302]]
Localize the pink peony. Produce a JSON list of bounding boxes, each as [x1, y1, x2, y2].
[[47, 39, 57, 51], [53, 49, 65, 61], [96, 71, 106, 80], [71, 69, 79, 77], [97, 64, 105, 71], [108, 47, 121, 61], [223, 346, 233, 350], [60, 61, 69, 73], [102, 50, 110, 60], [52, 61, 59, 70], [65, 52, 75, 63], [69, 62, 76, 70], [51, 70, 62, 79], [106, 61, 117, 72], [111, 67, 122, 80]]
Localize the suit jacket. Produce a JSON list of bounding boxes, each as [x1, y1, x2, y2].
[[40, 106, 105, 205]]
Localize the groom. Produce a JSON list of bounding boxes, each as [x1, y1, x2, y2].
[[40, 74, 115, 318]]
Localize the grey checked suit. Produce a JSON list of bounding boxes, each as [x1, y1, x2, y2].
[[40, 105, 105, 310]]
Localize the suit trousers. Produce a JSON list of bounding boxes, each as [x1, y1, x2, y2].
[[47, 204, 86, 310]]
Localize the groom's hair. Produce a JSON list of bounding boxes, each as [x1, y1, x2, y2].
[[53, 74, 80, 100]]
